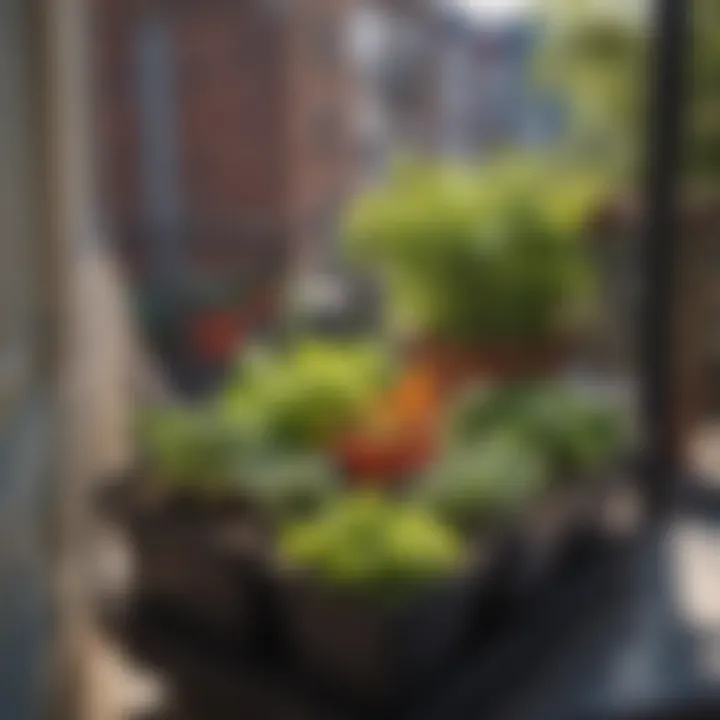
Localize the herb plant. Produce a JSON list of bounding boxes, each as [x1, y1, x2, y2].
[[417, 429, 550, 532], [346, 159, 603, 346], [449, 380, 631, 478]]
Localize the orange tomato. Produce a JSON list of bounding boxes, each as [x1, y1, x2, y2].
[[388, 364, 440, 426], [334, 363, 444, 485]]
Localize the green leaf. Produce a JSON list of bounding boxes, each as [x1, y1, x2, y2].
[[279, 493, 462, 600]]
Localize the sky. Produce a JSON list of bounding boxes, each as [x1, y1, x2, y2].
[[453, 0, 649, 20], [449, 0, 533, 20]]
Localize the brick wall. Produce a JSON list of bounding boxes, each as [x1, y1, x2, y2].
[[93, 0, 357, 284], [283, 0, 357, 271], [173, 2, 286, 223]]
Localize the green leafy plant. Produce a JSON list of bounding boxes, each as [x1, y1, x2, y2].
[[280, 493, 463, 602], [241, 453, 339, 521], [137, 405, 255, 499], [449, 380, 632, 479], [221, 340, 394, 450], [417, 429, 550, 532], [427, 381, 631, 529], [136, 340, 390, 504], [346, 159, 603, 345], [516, 383, 632, 477], [447, 382, 533, 443]]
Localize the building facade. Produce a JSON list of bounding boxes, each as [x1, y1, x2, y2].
[[350, 0, 439, 185], [436, 11, 564, 160]]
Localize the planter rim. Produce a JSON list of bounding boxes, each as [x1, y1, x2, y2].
[[273, 554, 481, 611]]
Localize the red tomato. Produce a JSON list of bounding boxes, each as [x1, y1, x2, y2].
[[337, 428, 437, 485], [192, 312, 238, 364]]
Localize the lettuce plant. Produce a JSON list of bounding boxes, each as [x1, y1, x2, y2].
[[280, 493, 463, 602]]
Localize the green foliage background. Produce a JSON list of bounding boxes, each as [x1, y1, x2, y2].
[[537, 0, 720, 187]]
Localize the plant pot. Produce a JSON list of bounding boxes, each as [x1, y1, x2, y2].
[[511, 486, 589, 593], [512, 469, 630, 593], [275, 569, 477, 708], [100, 476, 266, 644], [591, 463, 644, 542], [412, 337, 570, 394], [131, 513, 253, 638]]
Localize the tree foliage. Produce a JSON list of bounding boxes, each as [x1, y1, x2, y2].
[[538, 0, 720, 186]]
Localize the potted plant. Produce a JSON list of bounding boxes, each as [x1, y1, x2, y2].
[[447, 381, 632, 479], [439, 380, 633, 583], [110, 340, 392, 639], [275, 493, 472, 706], [345, 159, 605, 391], [108, 404, 263, 640], [508, 380, 637, 549], [127, 399, 302, 631], [415, 428, 551, 539]]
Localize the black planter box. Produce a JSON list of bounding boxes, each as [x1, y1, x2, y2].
[[95, 464, 640, 702], [97, 476, 266, 646], [273, 549, 507, 710], [512, 464, 641, 594], [131, 510, 256, 638], [99, 522, 638, 720], [512, 480, 602, 591]]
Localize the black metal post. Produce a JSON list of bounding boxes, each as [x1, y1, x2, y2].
[[641, 0, 691, 517]]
